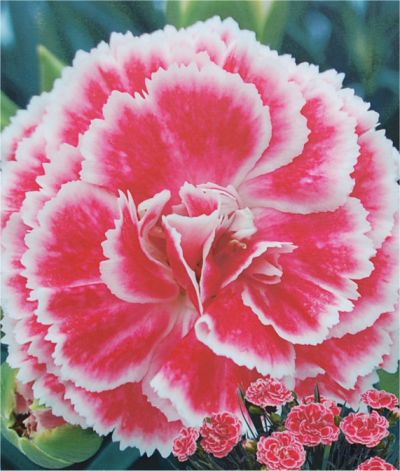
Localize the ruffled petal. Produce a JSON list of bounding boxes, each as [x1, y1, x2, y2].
[[22, 181, 117, 289], [65, 382, 182, 456], [81, 63, 270, 203], [101, 192, 179, 303], [295, 318, 394, 390], [195, 286, 295, 377], [351, 130, 398, 248], [34, 283, 179, 391], [150, 332, 257, 426], [240, 81, 359, 213], [330, 226, 399, 337]]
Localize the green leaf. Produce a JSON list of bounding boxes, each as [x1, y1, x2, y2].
[[1, 362, 17, 421], [34, 424, 102, 463], [1, 92, 18, 130], [261, 0, 290, 49], [378, 368, 399, 395], [168, 0, 265, 40], [37, 45, 66, 93], [87, 440, 140, 470]]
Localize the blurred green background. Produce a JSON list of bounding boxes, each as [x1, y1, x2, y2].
[[1, 1, 399, 469]]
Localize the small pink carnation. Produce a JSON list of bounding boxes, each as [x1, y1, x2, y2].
[[285, 402, 340, 446], [361, 389, 399, 411], [340, 411, 389, 448], [172, 427, 199, 462], [256, 431, 306, 471], [246, 376, 293, 407], [200, 412, 241, 458], [357, 456, 397, 470], [302, 394, 342, 416]]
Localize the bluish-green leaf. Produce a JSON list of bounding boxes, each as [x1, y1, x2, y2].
[[1, 91, 18, 130], [37, 45, 66, 92], [378, 367, 399, 395]]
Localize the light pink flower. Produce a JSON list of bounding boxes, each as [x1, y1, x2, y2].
[[361, 389, 399, 411], [172, 427, 199, 462], [1, 17, 398, 455], [256, 431, 306, 471], [285, 402, 340, 446], [246, 376, 293, 407], [340, 411, 390, 447], [357, 457, 397, 470], [200, 412, 241, 458], [302, 394, 342, 416]]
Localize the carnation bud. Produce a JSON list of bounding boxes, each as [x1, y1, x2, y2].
[[242, 439, 257, 453], [1, 363, 102, 469], [334, 416, 342, 426], [249, 405, 265, 415], [270, 413, 282, 425]]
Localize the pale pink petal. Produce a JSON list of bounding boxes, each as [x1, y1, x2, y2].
[[163, 217, 202, 313], [65, 382, 182, 456], [101, 192, 179, 304], [150, 332, 258, 426], [340, 88, 379, 135], [22, 181, 118, 289], [240, 81, 359, 213], [351, 130, 398, 248], [81, 63, 270, 203], [34, 283, 179, 391], [195, 286, 295, 377]]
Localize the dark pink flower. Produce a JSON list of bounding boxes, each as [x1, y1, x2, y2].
[[285, 402, 340, 446], [200, 412, 241, 458], [246, 376, 293, 407], [357, 456, 397, 470], [340, 411, 389, 447], [302, 394, 342, 416], [361, 389, 399, 411], [256, 431, 306, 471], [172, 427, 199, 462], [2, 16, 398, 455]]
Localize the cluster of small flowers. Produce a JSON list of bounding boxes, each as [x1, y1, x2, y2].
[[172, 376, 399, 470]]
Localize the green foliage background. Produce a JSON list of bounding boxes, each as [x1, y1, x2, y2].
[[1, 1, 399, 469]]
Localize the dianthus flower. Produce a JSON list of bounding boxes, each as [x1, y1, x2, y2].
[[285, 403, 340, 446], [172, 427, 199, 462], [357, 457, 397, 470], [361, 389, 399, 411], [302, 394, 342, 416], [256, 431, 306, 471], [340, 411, 390, 447], [246, 376, 293, 407], [2, 16, 398, 455], [199, 412, 241, 458]]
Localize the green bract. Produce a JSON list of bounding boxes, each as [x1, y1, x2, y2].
[[1, 362, 102, 469]]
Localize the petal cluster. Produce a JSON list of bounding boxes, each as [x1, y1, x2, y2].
[[340, 411, 390, 447], [172, 427, 199, 462], [199, 412, 241, 458], [357, 457, 397, 470], [256, 431, 306, 471], [246, 376, 293, 407], [1, 16, 398, 455], [361, 389, 399, 411], [285, 403, 340, 446]]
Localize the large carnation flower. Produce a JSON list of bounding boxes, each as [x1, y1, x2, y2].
[[1, 17, 399, 456]]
